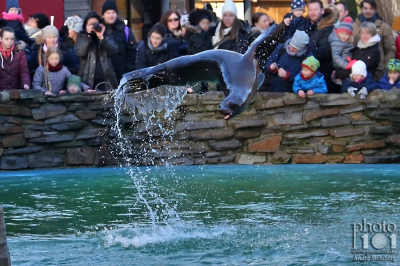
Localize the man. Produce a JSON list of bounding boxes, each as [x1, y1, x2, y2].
[[353, 0, 396, 80], [334, 2, 349, 23], [307, 0, 340, 93], [102, 0, 137, 81]]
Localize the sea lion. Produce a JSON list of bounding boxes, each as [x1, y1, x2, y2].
[[116, 24, 276, 120]]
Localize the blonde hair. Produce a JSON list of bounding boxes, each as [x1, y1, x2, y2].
[[360, 21, 377, 36], [44, 46, 62, 93]]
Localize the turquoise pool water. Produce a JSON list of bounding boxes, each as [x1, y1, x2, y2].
[[0, 165, 399, 265]]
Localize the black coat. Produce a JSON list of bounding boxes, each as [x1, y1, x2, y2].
[[341, 72, 380, 93], [209, 20, 250, 54], [27, 38, 80, 76], [165, 29, 188, 56], [335, 43, 381, 80], [3, 19, 31, 45], [104, 19, 137, 81], [75, 32, 118, 89], [184, 24, 212, 55], [135, 39, 179, 69], [309, 25, 336, 93]]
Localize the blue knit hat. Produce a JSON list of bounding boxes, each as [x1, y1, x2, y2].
[[6, 0, 19, 12], [291, 0, 305, 11]]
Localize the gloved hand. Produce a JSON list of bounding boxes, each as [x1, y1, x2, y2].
[[347, 87, 358, 97], [346, 60, 357, 70], [358, 87, 368, 100]]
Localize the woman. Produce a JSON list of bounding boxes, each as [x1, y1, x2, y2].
[[75, 12, 118, 90], [136, 23, 179, 69], [60, 16, 83, 49], [160, 9, 187, 56], [27, 25, 80, 75], [250, 12, 272, 42], [336, 22, 381, 81], [210, 0, 250, 55]]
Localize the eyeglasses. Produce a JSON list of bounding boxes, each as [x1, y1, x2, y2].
[[168, 18, 179, 22]]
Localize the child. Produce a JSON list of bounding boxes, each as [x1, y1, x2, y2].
[[293, 56, 327, 98], [379, 59, 400, 90], [184, 8, 213, 94], [66, 75, 95, 94], [329, 17, 354, 85], [341, 60, 379, 99], [0, 26, 30, 91], [2, 0, 30, 44], [283, 0, 308, 41], [33, 46, 73, 96]]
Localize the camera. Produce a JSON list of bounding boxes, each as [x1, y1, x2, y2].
[[93, 22, 102, 32]]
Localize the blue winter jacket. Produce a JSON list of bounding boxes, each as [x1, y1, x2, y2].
[[341, 72, 380, 93], [265, 40, 312, 93], [293, 72, 328, 94], [379, 74, 400, 90], [283, 13, 310, 41]]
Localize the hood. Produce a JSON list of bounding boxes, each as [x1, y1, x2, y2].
[[250, 26, 265, 36], [184, 22, 201, 34], [285, 39, 308, 57], [357, 34, 381, 49], [146, 38, 168, 53], [317, 7, 338, 30]]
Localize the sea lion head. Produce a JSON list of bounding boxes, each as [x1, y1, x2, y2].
[[219, 93, 247, 120]]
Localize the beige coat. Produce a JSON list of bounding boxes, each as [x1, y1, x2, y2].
[[353, 18, 396, 80]]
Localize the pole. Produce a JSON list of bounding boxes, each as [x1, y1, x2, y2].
[[162, 0, 169, 15], [243, 0, 251, 25], [0, 205, 11, 266]]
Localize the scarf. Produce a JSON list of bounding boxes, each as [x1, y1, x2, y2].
[[353, 76, 366, 84], [170, 29, 182, 38], [212, 22, 232, 48], [358, 13, 381, 23], [147, 38, 167, 52], [357, 34, 381, 49], [2, 12, 24, 23], [0, 44, 14, 60], [24, 24, 41, 38], [300, 71, 316, 81], [48, 62, 63, 72]]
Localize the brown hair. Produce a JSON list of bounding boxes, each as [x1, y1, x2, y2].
[[160, 9, 181, 31], [251, 12, 268, 27], [44, 46, 62, 92], [220, 17, 243, 41]]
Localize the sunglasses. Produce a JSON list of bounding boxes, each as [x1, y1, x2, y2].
[[168, 18, 179, 22]]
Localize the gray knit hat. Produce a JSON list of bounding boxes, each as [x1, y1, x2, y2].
[[64, 17, 83, 33], [290, 30, 309, 51]]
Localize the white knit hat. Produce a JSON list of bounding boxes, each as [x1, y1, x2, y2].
[[222, 0, 237, 17], [64, 16, 83, 34], [350, 60, 367, 77]]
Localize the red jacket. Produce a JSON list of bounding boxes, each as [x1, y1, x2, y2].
[[0, 41, 31, 91], [396, 36, 400, 60]]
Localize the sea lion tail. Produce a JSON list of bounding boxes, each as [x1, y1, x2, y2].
[[243, 24, 277, 62]]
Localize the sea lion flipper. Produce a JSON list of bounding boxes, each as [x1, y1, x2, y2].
[[257, 73, 265, 90], [244, 24, 277, 62]]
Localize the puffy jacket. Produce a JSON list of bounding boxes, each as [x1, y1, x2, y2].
[[0, 41, 30, 90], [184, 23, 212, 55], [353, 15, 396, 80], [341, 72, 379, 93], [165, 29, 187, 56], [32, 65, 71, 94], [265, 40, 312, 92], [28, 39, 80, 75], [75, 32, 118, 89], [309, 9, 337, 92], [104, 19, 137, 81], [335, 36, 381, 80], [329, 30, 354, 69], [135, 39, 179, 69], [209, 20, 250, 55], [283, 13, 310, 41], [379, 74, 400, 90], [293, 71, 328, 94]]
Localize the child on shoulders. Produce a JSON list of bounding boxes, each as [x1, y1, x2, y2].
[[283, 0, 308, 41], [2, 0, 30, 44], [341, 60, 379, 99], [379, 59, 400, 90], [293, 56, 328, 98]]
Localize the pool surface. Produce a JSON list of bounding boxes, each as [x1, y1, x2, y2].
[[0, 165, 399, 265]]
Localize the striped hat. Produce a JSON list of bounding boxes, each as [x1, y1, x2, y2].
[[291, 0, 305, 11], [335, 16, 353, 35]]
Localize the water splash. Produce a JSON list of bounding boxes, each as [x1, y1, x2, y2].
[[111, 83, 188, 229]]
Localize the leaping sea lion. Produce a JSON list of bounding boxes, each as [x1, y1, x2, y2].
[[116, 24, 277, 120]]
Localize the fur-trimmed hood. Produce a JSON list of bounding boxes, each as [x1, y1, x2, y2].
[[184, 22, 201, 34], [317, 6, 339, 30]]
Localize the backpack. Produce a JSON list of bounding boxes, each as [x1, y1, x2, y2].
[[124, 26, 129, 43]]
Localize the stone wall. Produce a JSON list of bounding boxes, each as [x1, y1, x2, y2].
[[1, 88, 400, 170]]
